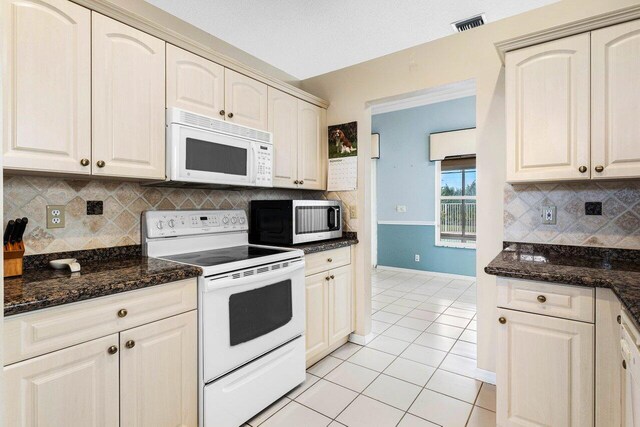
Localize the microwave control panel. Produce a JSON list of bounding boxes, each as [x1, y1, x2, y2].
[[255, 143, 273, 187], [144, 210, 248, 238]]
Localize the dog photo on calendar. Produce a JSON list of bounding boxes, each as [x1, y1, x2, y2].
[[328, 121, 358, 158]]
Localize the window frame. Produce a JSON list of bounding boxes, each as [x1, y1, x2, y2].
[[434, 160, 477, 249]]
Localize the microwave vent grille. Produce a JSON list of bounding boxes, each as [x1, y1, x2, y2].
[[179, 110, 271, 144]]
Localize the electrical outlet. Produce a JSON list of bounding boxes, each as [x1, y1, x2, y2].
[[350, 206, 358, 219], [396, 205, 407, 213], [541, 205, 557, 225], [415, 254, 420, 262], [47, 205, 65, 229]]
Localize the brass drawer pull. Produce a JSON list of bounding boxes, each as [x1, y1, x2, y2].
[[330, 275, 335, 280], [299, 180, 304, 185], [117, 309, 128, 318], [227, 112, 234, 118], [219, 110, 225, 116], [595, 165, 604, 173], [498, 317, 507, 324], [327, 258, 333, 263], [125, 340, 136, 349], [325, 276, 330, 281], [578, 165, 587, 173], [537, 295, 547, 303], [80, 158, 90, 167], [107, 345, 118, 355]]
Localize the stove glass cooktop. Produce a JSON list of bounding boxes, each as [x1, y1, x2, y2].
[[161, 245, 291, 268]]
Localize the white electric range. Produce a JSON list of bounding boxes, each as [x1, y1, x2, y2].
[[142, 209, 306, 427]]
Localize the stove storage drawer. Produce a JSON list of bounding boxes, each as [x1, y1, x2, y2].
[[304, 246, 350, 277], [4, 278, 197, 365], [497, 277, 594, 323]]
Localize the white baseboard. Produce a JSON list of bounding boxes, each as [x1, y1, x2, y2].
[[376, 265, 475, 280], [348, 332, 376, 345], [474, 368, 496, 385]]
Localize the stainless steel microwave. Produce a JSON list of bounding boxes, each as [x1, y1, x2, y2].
[[249, 200, 342, 245]]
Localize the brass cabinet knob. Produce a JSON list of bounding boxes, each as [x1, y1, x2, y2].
[[498, 317, 507, 324], [330, 275, 335, 280], [96, 160, 106, 168], [219, 110, 225, 116], [595, 165, 604, 173], [537, 295, 547, 303], [294, 180, 299, 184], [227, 112, 234, 118], [117, 309, 128, 318], [325, 276, 330, 281], [299, 180, 304, 185], [107, 345, 118, 355], [578, 165, 587, 173], [80, 158, 90, 167], [125, 340, 136, 349], [327, 258, 333, 262]]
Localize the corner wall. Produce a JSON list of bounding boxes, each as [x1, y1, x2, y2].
[[299, 0, 639, 372]]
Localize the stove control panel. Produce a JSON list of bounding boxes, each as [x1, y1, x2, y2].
[[144, 210, 248, 238]]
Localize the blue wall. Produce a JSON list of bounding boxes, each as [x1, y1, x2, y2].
[[372, 96, 476, 276]]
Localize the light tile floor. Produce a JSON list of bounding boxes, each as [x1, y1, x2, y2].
[[245, 269, 496, 427]]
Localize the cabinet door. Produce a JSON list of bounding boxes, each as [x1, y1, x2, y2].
[[328, 265, 352, 345], [92, 13, 165, 179], [166, 44, 225, 118], [592, 19, 640, 179], [496, 309, 594, 427], [305, 272, 330, 361], [506, 34, 590, 182], [2, 0, 91, 174], [224, 69, 268, 130], [4, 334, 119, 427], [268, 87, 299, 188], [298, 102, 327, 190], [120, 311, 197, 427]]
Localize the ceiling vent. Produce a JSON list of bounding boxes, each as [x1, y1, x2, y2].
[[452, 14, 486, 32]]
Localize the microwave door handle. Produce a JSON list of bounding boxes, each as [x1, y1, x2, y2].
[[328, 207, 339, 230]]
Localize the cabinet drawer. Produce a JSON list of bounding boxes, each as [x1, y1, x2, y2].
[[497, 277, 594, 322], [4, 278, 197, 365], [305, 247, 350, 276]]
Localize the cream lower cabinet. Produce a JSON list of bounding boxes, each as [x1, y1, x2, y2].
[[496, 278, 596, 427], [304, 248, 352, 364], [2, 0, 92, 175], [4, 280, 198, 427]]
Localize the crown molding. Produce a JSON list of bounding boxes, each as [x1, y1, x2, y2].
[[69, 0, 329, 108], [495, 4, 640, 62], [369, 79, 476, 115]]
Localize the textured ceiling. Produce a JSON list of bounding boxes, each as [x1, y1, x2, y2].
[[146, 0, 559, 80]]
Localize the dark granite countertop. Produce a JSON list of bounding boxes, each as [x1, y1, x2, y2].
[[485, 242, 640, 325], [5, 246, 201, 317], [282, 232, 358, 254]]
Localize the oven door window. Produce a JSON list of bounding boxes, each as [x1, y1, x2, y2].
[[186, 138, 248, 176], [228, 280, 292, 346]]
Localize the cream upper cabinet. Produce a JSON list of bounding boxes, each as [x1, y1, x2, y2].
[[496, 308, 594, 427], [328, 265, 352, 344], [269, 87, 299, 188], [591, 19, 640, 179], [298, 101, 328, 190], [120, 311, 197, 427], [4, 334, 120, 427], [166, 44, 225, 119], [92, 13, 166, 179], [2, 0, 91, 174], [224, 69, 268, 130], [305, 272, 330, 361], [506, 34, 591, 182]]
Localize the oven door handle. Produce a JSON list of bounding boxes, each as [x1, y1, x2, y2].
[[204, 260, 304, 292]]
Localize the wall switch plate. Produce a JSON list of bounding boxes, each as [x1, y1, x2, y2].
[[46, 205, 65, 229], [414, 254, 420, 262], [541, 206, 557, 225], [396, 205, 407, 213], [585, 202, 602, 216]]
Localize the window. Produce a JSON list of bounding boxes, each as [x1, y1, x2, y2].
[[435, 157, 476, 248]]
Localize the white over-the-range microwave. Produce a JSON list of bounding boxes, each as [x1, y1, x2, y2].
[[159, 108, 273, 188]]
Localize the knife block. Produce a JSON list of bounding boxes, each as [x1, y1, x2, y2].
[[4, 242, 25, 278]]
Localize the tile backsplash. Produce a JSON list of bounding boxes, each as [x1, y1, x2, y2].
[[4, 175, 357, 255], [504, 181, 640, 249]]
